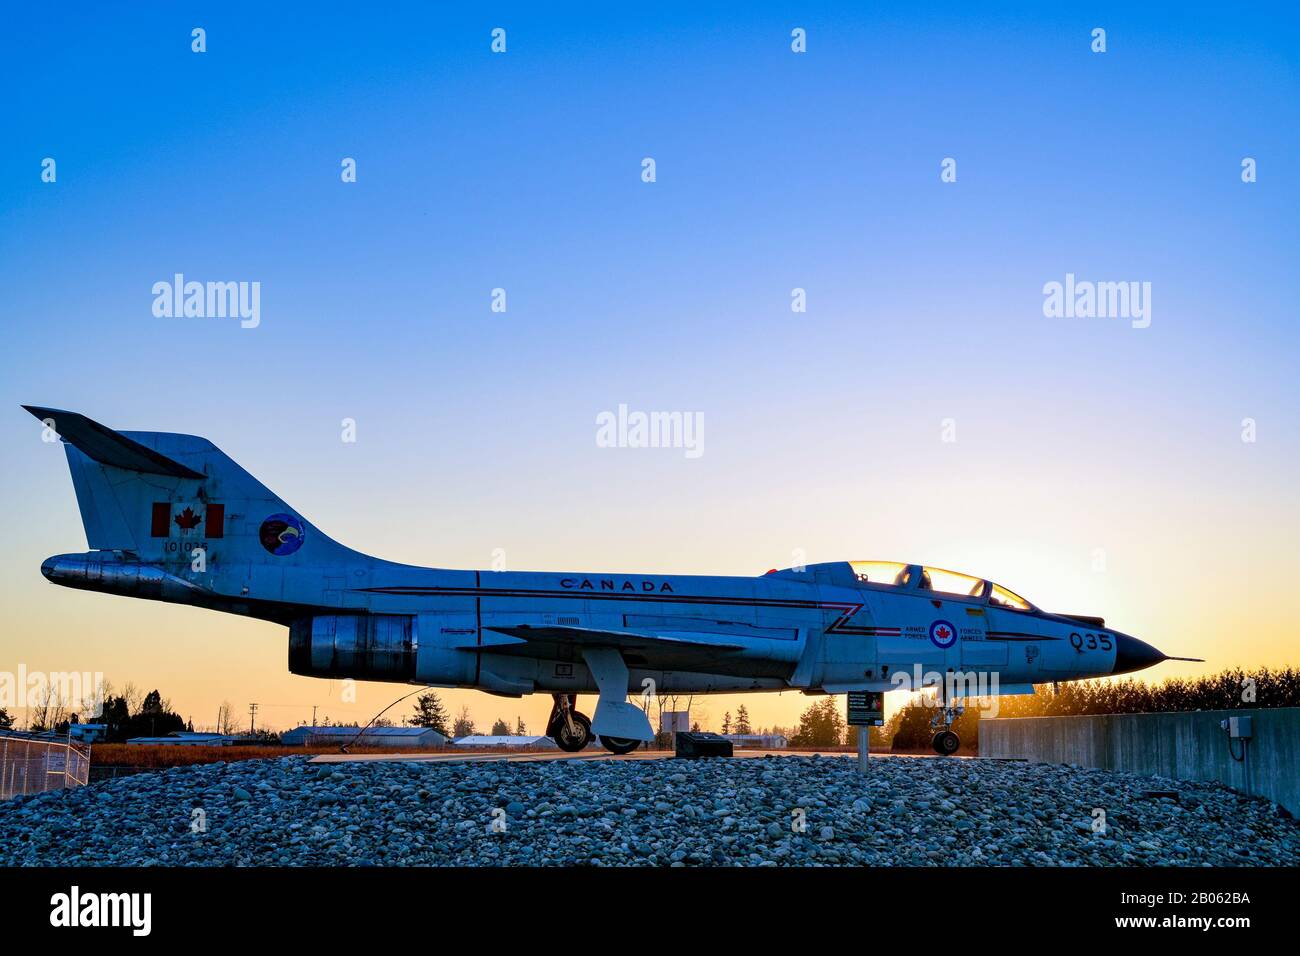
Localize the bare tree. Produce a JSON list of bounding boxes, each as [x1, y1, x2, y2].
[[122, 681, 141, 715], [81, 677, 107, 720], [452, 705, 476, 738], [216, 700, 235, 735], [29, 684, 68, 732]]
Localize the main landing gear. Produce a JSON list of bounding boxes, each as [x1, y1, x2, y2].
[[546, 694, 643, 755], [930, 693, 964, 756], [547, 694, 591, 752]]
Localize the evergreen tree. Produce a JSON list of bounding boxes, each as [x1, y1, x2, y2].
[[490, 718, 512, 736], [409, 691, 450, 736], [734, 705, 752, 735], [119, 689, 185, 740], [788, 698, 845, 747], [99, 695, 131, 741]]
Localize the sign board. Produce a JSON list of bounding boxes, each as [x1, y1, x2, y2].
[[846, 691, 883, 727], [659, 710, 691, 734]]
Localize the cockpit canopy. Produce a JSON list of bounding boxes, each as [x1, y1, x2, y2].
[[848, 560, 1034, 610]]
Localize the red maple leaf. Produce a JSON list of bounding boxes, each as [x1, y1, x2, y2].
[[174, 506, 202, 530]]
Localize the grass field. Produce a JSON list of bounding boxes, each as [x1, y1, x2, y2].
[[89, 743, 560, 767]]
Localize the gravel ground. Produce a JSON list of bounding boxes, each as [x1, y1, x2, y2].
[[2, 754, 1297, 866]]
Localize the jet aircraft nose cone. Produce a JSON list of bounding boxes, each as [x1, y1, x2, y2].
[[40, 556, 57, 580], [1112, 633, 1167, 675]]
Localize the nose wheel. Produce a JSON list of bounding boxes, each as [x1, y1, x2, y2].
[[547, 693, 592, 752], [931, 730, 960, 755]]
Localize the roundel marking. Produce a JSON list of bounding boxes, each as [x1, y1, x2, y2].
[[259, 513, 305, 556], [929, 619, 957, 649]]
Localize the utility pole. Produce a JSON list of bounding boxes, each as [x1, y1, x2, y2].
[[248, 702, 258, 734], [311, 705, 317, 727]]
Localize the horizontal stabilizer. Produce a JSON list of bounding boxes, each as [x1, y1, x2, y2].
[[23, 405, 204, 480]]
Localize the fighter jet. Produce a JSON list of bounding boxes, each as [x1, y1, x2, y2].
[[25, 406, 1197, 755]]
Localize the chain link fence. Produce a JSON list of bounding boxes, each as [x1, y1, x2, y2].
[[0, 731, 91, 799]]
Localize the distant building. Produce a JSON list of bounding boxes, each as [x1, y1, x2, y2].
[[125, 731, 241, 746], [280, 726, 448, 748], [723, 733, 788, 749], [68, 723, 107, 743], [452, 735, 559, 749]]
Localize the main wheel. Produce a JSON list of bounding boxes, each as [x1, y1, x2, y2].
[[599, 735, 642, 755], [551, 711, 592, 752], [932, 730, 960, 756]]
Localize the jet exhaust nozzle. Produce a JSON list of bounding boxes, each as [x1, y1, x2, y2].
[[288, 615, 418, 681]]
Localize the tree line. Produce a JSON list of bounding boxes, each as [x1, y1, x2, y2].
[[0, 681, 191, 742], [778, 666, 1300, 750], [885, 666, 1300, 751], [407, 691, 525, 739]]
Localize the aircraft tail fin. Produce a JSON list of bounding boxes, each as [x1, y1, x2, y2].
[[25, 405, 361, 566]]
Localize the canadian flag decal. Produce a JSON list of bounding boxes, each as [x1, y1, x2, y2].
[[150, 503, 224, 538]]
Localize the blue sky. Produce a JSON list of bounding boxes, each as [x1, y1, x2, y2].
[[1, 3, 1296, 730]]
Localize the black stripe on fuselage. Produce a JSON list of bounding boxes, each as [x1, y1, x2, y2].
[[355, 585, 901, 636], [359, 585, 827, 609]]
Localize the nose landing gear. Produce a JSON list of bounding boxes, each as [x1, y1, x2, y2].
[[546, 694, 592, 752], [930, 694, 964, 756]]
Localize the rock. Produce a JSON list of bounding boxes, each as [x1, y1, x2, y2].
[[1, 753, 1295, 867]]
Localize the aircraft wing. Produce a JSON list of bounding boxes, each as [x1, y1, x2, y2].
[[458, 624, 745, 669]]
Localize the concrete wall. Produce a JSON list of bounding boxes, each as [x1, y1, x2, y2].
[[980, 707, 1300, 816]]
